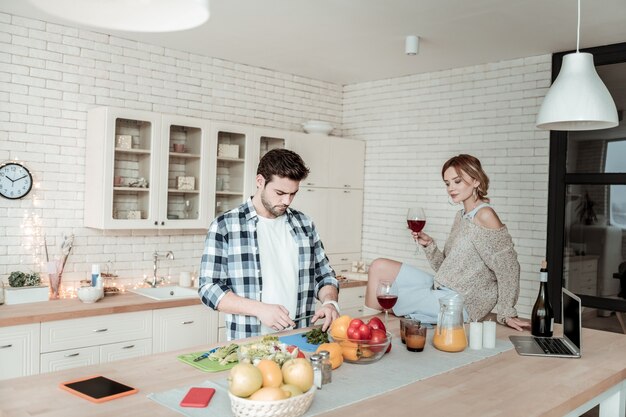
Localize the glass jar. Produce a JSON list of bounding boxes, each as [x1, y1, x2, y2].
[[433, 293, 467, 352], [317, 350, 332, 384], [309, 354, 323, 389]]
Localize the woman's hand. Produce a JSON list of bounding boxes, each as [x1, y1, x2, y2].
[[411, 231, 433, 247], [504, 317, 531, 331]]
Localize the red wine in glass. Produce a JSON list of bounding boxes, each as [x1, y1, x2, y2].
[[377, 294, 398, 310], [377, 281, 398, 326], [407, 220, 426, 233]]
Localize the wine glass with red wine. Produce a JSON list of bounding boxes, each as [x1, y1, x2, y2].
[[377, 280, 398, 326], [407, 207, 426, 234]]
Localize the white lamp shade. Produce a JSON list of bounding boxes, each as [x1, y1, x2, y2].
[[536, 52, 618, 131], [28, 0, 210, 32]]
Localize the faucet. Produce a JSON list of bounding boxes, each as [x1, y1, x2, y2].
[[147, 251, 175, 288]]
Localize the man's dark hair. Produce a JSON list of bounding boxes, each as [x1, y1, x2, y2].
[[257, 148, 310, 183]]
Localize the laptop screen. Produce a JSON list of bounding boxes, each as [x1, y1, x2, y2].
[[562, 288, 581, 350]]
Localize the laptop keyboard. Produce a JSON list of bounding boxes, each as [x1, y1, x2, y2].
[[535, 337, 572, 355]]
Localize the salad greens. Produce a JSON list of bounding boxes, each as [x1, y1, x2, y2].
[[239, 335, 299, 366], [207, 343, 239, 365]]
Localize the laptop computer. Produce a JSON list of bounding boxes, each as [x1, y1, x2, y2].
[[509, 287, 582, 358]]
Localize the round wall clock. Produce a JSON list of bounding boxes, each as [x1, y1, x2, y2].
[[0, 162, 33, 200]]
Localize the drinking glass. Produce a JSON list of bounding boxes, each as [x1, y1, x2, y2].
[[376, 280, 398, 326], [406, 207, 426, 233]]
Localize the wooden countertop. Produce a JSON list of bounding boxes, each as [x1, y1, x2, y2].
[[1, 320, 625, 417], [0, 280, 366, 327]]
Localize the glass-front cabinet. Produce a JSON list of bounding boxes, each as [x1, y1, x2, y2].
[[211, 123, 253, 217], [85, 107, 213, 230]]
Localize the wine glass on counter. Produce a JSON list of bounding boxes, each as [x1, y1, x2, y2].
[[377, 280, 398, 326]]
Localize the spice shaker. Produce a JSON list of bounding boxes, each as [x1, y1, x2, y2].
[[317, 350, 332, 384], [310, 354, 323, 389]]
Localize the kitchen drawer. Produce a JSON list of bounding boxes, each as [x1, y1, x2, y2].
[[327, 252, 361, 275], [339, 286, 366, 309], [100, 338, 152, 363], [41, 311, 152, 353], [153, 305, 210, 353], [40, 346, 99, 373], [0, 323, 40, 380], [582, 260, 597, 273], [342, 305, 365, 318]]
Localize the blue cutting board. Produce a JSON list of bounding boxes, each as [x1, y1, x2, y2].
[[279, 333, 321, 352]]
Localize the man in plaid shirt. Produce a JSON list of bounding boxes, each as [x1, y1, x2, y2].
[[199, 149, 340, 340]]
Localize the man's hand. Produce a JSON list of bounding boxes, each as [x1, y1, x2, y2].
[[311, 302, 339, 332], [256, 303, 296, 331]]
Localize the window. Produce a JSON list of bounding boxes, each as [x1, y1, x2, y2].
[[605, 140, 626, 228]]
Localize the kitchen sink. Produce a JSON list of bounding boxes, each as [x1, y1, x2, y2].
[[129, 286, 198, 300]]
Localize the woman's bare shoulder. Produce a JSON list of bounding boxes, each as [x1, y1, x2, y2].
[[473, 206, 504, 229]]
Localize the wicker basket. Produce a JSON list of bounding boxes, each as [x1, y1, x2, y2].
[[229, 386, 316, 417]]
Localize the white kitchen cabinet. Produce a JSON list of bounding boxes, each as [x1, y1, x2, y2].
[[327, 252, 362, 275], [85, 107, 213, 229], [292, 186, 330, 240], [152, 305, 215, 353], [211, 123, 255, 217], [40, 346, 100, 373], [328, 137, 365, 189], [0, 323, 40, 380], [39, 311, 152, 373], [100, 338, 152, 363], [339, 286, 366, 318], [290, 133, 330, 188]]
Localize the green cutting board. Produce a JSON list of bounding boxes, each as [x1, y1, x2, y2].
[[177, 350, 238, 373]]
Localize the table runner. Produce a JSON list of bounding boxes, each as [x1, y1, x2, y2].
[[148, 334, 513, 417]]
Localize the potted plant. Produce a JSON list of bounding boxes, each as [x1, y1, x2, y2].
[[577, 191, 598, 225], [4, 271, 50, 305]]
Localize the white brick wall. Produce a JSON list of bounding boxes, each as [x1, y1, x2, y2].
[[1, 12, 552, 317], [343, 57, 552, 318], [0, 13, 342, 289]]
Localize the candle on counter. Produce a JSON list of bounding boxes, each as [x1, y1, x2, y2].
[[179, 271, 191, 287], [469, 321, 483, 350], [483, 320, 496, 349]]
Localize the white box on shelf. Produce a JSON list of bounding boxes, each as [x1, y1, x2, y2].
[[217, 144, 239, 158], [115, 135, 132, 149], [177, 176, 195, 191], [4, 286, 49, 305]]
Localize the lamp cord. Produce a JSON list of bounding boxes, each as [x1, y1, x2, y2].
[[576, 0, 580, 52]]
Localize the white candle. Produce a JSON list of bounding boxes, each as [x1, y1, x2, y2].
[[483, 320, 496, 349], [469, 321, 483, 350], [179, 271, 192, 287]]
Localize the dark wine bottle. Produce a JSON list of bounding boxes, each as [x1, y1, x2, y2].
[[531, 260, 554, 337]]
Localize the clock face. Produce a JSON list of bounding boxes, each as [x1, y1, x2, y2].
[[0, 162, 33, 200]]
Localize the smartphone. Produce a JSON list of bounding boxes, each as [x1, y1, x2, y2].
[[180, 387, 216, 408]]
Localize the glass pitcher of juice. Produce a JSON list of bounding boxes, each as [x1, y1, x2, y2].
[[433, 293, 467, 352]]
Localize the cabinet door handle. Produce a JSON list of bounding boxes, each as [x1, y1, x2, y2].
[[306, 189, 315, 192], [344, 184, 351, 188], [306, 182, 315, 186], [182, 320, 194, 325], [93, 328, 108, 333], [161, 221, 165, 226], [358, 295, 364, 299], [64, 352, 80, 357], [0, 344, 12, 349], [343, 190, 351, 194], [122, 344, 135, 349], [154, 221, 158, 226], [340, 258, 349, 261]]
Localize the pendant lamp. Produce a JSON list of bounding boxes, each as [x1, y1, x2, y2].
[[536, 0, 618, 131], [28, 0, 210, 32]]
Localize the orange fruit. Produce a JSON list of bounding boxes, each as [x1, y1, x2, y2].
[[315, 342, 344, 369], [249, 387, 289, 401], [330, 314, 352, 340], [256, 359, 283, 388]]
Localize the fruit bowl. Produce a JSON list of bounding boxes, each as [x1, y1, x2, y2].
[[329, 331, 392, 364], [229, 385, 316, 417]]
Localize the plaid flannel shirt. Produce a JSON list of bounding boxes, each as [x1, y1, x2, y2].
[[198, 198, 338, 340]]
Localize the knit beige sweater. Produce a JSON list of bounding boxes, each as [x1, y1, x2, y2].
[[423, 210, 520, 323]]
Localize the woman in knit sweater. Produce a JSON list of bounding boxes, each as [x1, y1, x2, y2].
[[365, 154, 530, 331]]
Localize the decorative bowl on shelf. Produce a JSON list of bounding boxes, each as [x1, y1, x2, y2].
[[328, 331, 392, 364], [229, 385, 316, 417], [302, 120, 333, 135]]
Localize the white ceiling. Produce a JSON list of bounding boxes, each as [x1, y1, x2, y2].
[[1, 0, 626, 85]]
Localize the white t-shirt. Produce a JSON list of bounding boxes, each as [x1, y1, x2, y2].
[[256, 214, 299, 335]]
